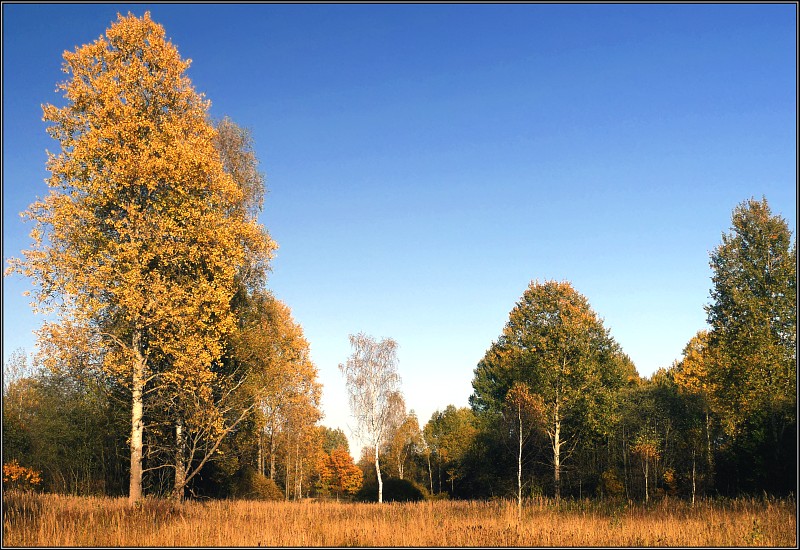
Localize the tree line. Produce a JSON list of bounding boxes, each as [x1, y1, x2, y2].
[[3, 13, 796, 505], [346, 196, 794, 504]]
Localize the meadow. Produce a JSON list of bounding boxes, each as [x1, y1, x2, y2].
[[2, 491, 796, 547]]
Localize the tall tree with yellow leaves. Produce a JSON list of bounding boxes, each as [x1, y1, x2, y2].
[[6, 13, 273, 502], [235, 292, 321, 484], [383, 410, 424, 481]]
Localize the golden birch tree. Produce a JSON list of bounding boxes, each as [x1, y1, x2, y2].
[[5, 12, 273, 502], [162, 117, 275, 501], [235, 292, 321, 484]]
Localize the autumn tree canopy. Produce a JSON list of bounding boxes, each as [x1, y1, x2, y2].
[[6, 12, 274, 502]]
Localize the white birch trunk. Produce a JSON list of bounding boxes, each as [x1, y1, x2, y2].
[[375, 445, 383, 503], [553, 405, 561, 502], [258, 428, 263, 477], [129, 331, 145, 503], [171, 417, 186, 501]]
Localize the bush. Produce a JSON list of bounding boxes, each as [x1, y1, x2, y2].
[[3, 461, 42, 492], [229, 466, 283, 501], [356, 477, 425, 502], [601, 469, 625, 500]]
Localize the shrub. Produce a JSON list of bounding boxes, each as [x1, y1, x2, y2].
[[663, 468, 678, 496], [229, 466, 283, 501], [356, 477, 425, 502], [601, 469, 625, 499], [3, 460, 42, 492]]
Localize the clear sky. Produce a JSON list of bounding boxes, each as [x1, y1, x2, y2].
[[3, 3, 797, 455]]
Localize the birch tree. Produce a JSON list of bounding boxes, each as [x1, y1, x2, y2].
[[707, 197, 796, 438], [471, 280, 630, 500], [5, 12, 273, 502], [503, 383, 545, 516], [339, 333, 401, 503], [384, 410, 423, 481]]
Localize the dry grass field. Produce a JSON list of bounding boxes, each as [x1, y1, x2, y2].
[[2, 490, 796, 547]]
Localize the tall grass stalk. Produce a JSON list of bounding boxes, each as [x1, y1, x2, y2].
[[3, 491, 795, 547]]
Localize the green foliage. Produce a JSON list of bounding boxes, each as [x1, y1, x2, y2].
[[707, 197, 796, 433], [2, 368, 128, 496], [704, 197, 796, 495], [320, 427, 349, 454], [471, 281, 632, 417], [424, 406, 478, 495], [470, 280, 633, 499]]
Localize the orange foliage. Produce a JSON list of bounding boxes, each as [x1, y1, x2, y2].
[[3, 460, 42, 490], [319, 448, 363, 498]]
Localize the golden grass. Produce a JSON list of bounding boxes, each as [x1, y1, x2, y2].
[[3, 491, 796, 547]]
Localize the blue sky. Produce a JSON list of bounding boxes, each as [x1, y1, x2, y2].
[[3, 3, 796, 453]]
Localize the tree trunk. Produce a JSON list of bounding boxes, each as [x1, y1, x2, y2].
[[644, 458, 649, 503], [258, 428, 263, 477], [517, 403, 523, 518], [553, 411, 561, 502], [294, 439, 300, 500], [622, 425, 629, 500], [171, 417, 186, 501], [269, 428, 276, 480], [705, 410, 714, 493], [692, 449, 697, 506], [427, 453, 433, 495], [298, 458, 302, 500], [128, 333, 145, 503], [375, 445, 383, 503], [397, 456, 406, 479], [285, 453, 290, 500]]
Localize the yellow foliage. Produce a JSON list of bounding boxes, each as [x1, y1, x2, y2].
[[5, 12, 278, 500], [7, 10, 274, 392]]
